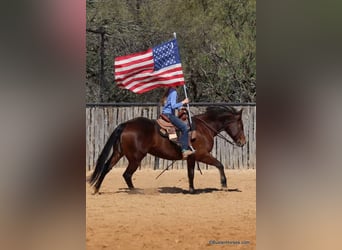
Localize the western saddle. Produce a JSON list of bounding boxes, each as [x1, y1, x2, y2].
[[156, 108, 196, 142]]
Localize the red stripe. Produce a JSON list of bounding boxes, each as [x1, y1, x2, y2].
[[127, 75, 185, 91], [120, 74, 185, 90], [115, 55, 153, 68], [114, 63, 154, 78], [131, 82, 185, 94], [115, 69, 153, 84], [115, 48, 152, 61], [117, 67, 184, 87]]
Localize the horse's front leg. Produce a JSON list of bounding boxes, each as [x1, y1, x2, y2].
[[186, 157, 196, 194], [199, 154, 227, 188]]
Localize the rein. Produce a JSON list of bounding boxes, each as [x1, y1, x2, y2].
[[194, 116, 236, 146]]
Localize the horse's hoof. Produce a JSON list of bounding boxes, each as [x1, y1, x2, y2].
[[92, 188, 100, 195], [189, 188, 196, 194]]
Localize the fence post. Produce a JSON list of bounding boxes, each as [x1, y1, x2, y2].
[[154, 104, 160, 170]]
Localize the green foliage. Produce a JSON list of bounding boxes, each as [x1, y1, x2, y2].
[[86, 0, 256, 103]]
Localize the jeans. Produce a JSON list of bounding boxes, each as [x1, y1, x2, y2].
[[164, 113, 189, 151]]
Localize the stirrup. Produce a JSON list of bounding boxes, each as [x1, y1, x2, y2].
[[182, 149, 195, 159]]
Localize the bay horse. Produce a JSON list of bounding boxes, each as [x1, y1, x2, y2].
[[89, 106, 246, 194]]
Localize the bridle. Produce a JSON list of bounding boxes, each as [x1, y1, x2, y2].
[[194, 116, 239, 146]]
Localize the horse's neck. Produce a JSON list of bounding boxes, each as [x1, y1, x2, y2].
[[196, 115, 222, 134]]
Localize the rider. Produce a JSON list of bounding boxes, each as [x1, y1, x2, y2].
[[161, 87, 195, 159]]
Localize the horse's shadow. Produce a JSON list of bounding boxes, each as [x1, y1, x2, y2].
[[158, 186, 241, 194], [114, 188, 145, 195], [104, 186, 241, 195]]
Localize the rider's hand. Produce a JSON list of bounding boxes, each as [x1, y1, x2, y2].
[[182, 98, 189, 105]]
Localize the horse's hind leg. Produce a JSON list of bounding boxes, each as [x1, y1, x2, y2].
[[187, 157, 196, 194], [94, 151, 123, 194], [123, 159, 144, 189]]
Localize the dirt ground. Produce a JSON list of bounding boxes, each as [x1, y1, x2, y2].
[[86, 168, 256, 250]]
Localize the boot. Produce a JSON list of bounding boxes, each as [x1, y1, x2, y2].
[[182, 149, 195, 159]]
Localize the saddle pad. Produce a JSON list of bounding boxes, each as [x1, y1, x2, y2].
[[156, 118, 173, 128]]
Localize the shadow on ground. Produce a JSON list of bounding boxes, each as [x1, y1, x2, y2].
[[93, 187, 242, 195], [158, 186, 241, 194]]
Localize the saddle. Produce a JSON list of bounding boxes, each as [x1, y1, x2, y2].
[[156, 108, 196, 143]]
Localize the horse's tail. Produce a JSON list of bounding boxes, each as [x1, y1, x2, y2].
[[88, 123, 126, 188]]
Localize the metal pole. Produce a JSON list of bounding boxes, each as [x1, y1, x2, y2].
[[182, 85, 193, 125], [173, 32, 193, 126], [173, 32, 195, 151]]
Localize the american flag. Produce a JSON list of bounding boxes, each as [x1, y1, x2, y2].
[[114, 39, 185, 94]]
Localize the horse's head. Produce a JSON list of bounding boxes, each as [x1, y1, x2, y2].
[[223, 108, 246, 147], [205, 106, 246, 147]]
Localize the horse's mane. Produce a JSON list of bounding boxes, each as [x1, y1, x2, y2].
[[204, 106, 239, 117]]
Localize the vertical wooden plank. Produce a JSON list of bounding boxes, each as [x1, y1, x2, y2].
[[93, 107, 98, 169], [251, 106, 255, 168], [248, 106, 253, 169], [239, 105, 245, 168], [239, 105, 242, 169], [92, 107, 97, 170], [142, 106, 147, 118], [250, 106, 255, 169], [221, 139, 226, 169], [151, 105, 154, 119], [128, 106, 133, 120], [91, 107, 96, 170], [238, 105, 243, 169], [223, 140, 228, 169], [227, 142, 232, 169], [98, 107, 104, 167], [86, 108, 91, 171], [231, 142, 236, 169], [248, 106, 252, 169], [103, 107, 108, 152], [88, 107, 91, 170], [101, 108, 106, 155], [89, 107, 94, 171], [212, 136, 217, 164], [218, 138, 222, 169], [116, 107, 122, 168], [239, 147, 243, 169], [245, 104, 252, 169], [86, 108, 89, 170]]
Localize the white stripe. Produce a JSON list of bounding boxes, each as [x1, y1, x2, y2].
[[115, 66, 154, 81], [122, 65, 183, 84], [132, 78, 185, 93], [115, 59, 154, 73], [114, 51, 152, 65], [115, 63, 183, 83], [124, 71, 184, 89]]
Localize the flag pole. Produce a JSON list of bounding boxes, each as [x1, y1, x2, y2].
[[173, 32, 193, 127], [173, 32, 195, 152]]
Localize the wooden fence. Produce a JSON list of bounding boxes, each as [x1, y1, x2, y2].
[[86, 103, 256, 171]]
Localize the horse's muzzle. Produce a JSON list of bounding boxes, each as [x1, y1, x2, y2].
[[237, 137, 246, 147]]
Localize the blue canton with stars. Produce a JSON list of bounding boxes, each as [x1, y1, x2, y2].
[[152, 39, 181, 71]]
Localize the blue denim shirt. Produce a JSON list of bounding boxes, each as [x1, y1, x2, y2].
[[162, 88, 183, 115]]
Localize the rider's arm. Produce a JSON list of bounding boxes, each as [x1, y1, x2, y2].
[[169, 90, 183, 110]]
